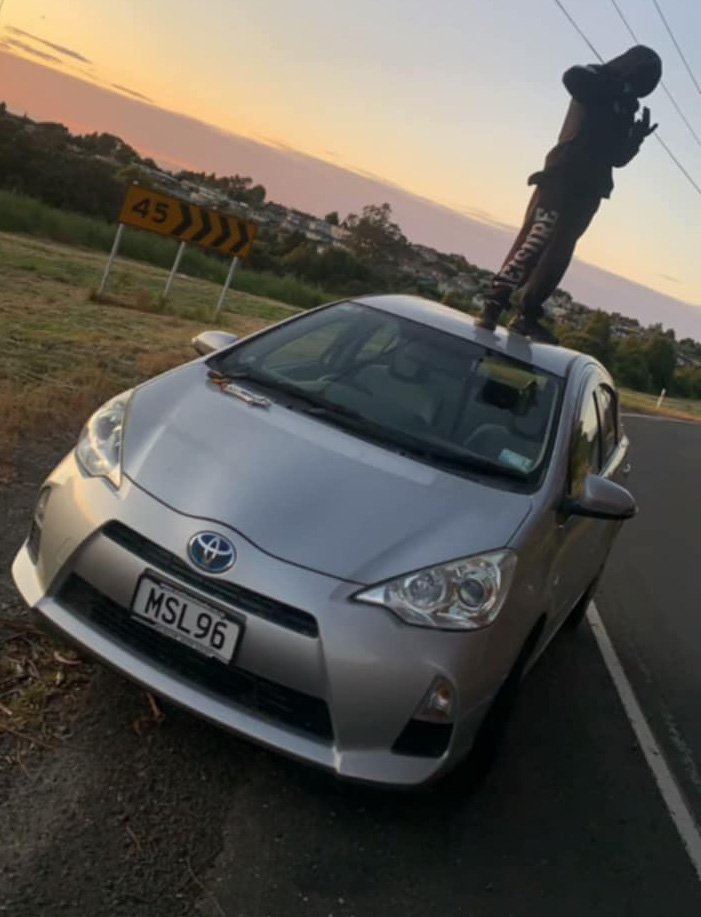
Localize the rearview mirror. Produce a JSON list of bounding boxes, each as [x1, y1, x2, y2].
[[566, 474, 637, 521], [192, 330, 239, 356]]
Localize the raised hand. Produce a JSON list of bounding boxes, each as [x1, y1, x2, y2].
[[635, 107, 658, 139]]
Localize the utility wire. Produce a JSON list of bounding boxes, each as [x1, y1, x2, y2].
[[609, 0, 701, 147], [553, 0, 604, 62], [651, 0, 701, 96], [552, 0, 701, 195], [653, 132, 701, 194]]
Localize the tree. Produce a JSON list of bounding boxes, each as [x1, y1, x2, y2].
[[582, 311, 613, 367], [342, 203, 408, 269], [246, 183, 266, 205], [116, 163, 158, 188], [672, 366, 701, 398], [76, 131, 139, 164], [558, 311, 613, 365], [558, 330, 599, 356], [281, 242, 375, 294], [324, 211, 339, 225], [645, 333, 676, 392], [174, 171, 266, 205], [613, 337, 652, 392]]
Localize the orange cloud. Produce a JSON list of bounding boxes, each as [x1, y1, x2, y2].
[[2, 37, 61, 64], [6, 27, 91, 64], [112, 84, 154, 103]]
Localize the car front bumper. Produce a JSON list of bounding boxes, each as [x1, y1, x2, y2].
[[12, 451, 500, 786]]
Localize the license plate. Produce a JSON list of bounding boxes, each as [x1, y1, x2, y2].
[[131, 577, 240, 664]]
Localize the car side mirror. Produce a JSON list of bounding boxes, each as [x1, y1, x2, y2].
[[565, 474, 637, 521], [192, 330, 239, 356]]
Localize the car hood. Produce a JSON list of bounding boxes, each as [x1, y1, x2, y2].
[[121, 364, 533, 583]]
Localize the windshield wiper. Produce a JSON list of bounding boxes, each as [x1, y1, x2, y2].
[[208, 368, 527, 481], [293, 399, 366, 422], [208, 366, 270, 387], [209, 368, 363, 418], [208, 366, 298, 400], [414, 446, 527, 481]]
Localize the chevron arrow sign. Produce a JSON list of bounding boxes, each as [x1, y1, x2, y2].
[[118, 186, 257, 257]]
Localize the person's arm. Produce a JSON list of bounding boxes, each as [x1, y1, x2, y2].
[[611, 107, 658, 167], [563, 65, 626, 105]]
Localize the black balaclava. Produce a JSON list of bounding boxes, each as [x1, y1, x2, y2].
[[602, 45, 662, 97]]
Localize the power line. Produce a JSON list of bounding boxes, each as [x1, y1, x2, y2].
[[658, 85, 701, 147], [651, 0, 701, 96], [609, 0, 701, 147], [608, 0, 639, 45], [654, 131, 701, 195], [552, 0, 701, 196], [553, 0, 604, 63]]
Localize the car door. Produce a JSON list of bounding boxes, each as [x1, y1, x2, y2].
[[550, 370, 629, 622]]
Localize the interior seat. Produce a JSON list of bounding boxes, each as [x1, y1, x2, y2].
[[324, 340, 444, 430], [462, 378, 557, 469]]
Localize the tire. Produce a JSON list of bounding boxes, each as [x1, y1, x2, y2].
[[451, 619, 545, 792], [564, 574, 601, 630]]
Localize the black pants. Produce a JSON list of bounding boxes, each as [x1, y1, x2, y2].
[[484, 185, 600, 318]]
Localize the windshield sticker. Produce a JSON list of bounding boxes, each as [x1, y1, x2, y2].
[[499, 448, 534, 473]]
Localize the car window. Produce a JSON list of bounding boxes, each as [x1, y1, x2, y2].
[[354, 318, 401, 362], [257, 315, 351, 371], [570, 386, 601, 496], [213, 302, 563, 487], [596, 385, 617, 467], [454, 358, 560, 476]]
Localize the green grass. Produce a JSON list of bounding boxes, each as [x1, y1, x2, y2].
[[620, 388, 701, 422], [0, 190, 330, 310], [0, 231, 307, 480], [1, 231, 301, 325]]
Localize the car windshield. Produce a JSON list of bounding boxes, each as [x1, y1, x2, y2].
[[210, 302, 562, 486]]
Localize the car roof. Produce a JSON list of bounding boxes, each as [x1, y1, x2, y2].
[[352, 294, 583, 379]]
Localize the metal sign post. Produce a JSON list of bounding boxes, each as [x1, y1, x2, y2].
[[212, 256, 240, 321], [163, 240, 186, 301], [101, 186, 258, 311], [98, 223, 124, 295]]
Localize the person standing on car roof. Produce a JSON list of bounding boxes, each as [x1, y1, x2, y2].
[[476, 45, 662, 344]]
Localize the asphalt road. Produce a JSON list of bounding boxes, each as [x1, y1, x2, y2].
[[1, 417, 700, 917], [597, 414, 701, 828]]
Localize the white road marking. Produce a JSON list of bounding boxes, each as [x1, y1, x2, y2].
[[587, 601, 701, 882]]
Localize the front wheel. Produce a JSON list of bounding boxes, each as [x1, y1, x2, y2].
[[564, 574, 601, 630], [449, 620, 545, 792]]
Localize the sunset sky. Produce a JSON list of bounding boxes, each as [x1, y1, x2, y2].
[[1, 0, 700, 316]]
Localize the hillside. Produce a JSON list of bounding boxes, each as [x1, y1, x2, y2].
[[1, 103, 700, 399]]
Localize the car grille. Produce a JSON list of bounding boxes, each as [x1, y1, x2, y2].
[[56, 575, 333, 742], [102, 521, 318, 638]]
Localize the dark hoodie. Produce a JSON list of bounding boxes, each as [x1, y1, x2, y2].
[[528, 45, 662, 199]]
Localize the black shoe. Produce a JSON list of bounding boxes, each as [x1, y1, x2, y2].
[[507, 314, 558, 345], [475, 302, 502, 332]]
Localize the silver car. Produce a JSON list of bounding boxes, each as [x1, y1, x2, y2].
[[12, 294, 636, 787]]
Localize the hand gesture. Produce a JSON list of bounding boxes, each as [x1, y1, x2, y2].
[[634, 107, 658, 140]]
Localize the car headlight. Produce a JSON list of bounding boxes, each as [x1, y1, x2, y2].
[[354, 550, 517, 630], [75, 390, 132, 488]]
